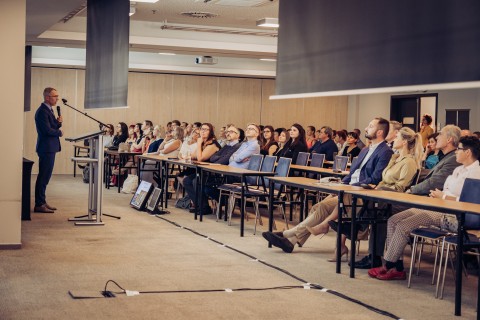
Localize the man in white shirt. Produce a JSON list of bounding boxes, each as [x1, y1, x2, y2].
[[368, 135, 480, 280]]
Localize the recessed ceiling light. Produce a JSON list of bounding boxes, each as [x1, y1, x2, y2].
[[256, 18, 279, 28], [158, 52, 176, 55], [132, 0, 159, 3], [260, 58, 276, 62]]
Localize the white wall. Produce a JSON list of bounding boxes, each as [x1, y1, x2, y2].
[[0, 0, 26, 248], [347, 88, 480, 133]]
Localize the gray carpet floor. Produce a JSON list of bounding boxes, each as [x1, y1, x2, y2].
[[0, 175, 477, 319]]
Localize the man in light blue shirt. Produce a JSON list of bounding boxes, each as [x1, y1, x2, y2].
[[229, 123, 261, 169]]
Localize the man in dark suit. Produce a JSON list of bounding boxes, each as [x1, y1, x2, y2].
[[34, 87, 63, 213], [262, 117, 393, 254]]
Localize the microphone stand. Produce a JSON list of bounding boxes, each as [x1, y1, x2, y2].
[[62, 100, 107, 130]]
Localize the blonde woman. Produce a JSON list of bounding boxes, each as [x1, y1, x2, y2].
[[159, 127, 183, 158], [307, 127, 423, 261]]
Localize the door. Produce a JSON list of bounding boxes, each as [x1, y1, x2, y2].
[[390, 96, 419, 131]]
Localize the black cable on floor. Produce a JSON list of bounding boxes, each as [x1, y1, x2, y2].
[[156, 215, 401, 320]]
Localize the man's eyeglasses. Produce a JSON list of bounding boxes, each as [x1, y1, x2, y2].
[[246, 127, 258, 132], [226, 130, 239, 134]]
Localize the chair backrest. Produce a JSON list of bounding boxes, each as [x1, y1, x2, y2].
[[310, 153, 325, 168], [265, 157, 292, 192], [254, 155, 276, 186], [412, 169, 421, 186], [459, 178, 480, 229], [295, 152, 310, 166], [247, 154, 264, 171], [350, 156, 359, 169], [308, 153, 325, 178], [261, 155, 276, 173], [246, 154, 264, 185], [333, 155, 349, 171]]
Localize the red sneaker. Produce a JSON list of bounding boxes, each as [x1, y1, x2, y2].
[[376, 268, 406, 280], [368, 266, 387, 278]]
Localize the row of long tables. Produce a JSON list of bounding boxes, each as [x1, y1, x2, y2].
[[265, 176, 480, 318]]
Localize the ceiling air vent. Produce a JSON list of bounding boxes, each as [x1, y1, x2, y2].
[[180, 11, 219, 18]]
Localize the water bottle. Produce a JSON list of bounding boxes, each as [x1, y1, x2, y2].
[[185, 149, 192, 164]]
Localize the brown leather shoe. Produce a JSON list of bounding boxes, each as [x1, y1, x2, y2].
[[34, 204, 54, 213], [45, 203, 57, 210]]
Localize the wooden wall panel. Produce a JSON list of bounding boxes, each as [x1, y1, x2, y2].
[[261, 79, 304, 129], [126, 72, 173, 127], [171, 74, 218, 128], [24, 67, 349, 174], [217, 77, 262, 130], [303, 96, 348, 131]]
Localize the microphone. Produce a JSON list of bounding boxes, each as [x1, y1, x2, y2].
[[56, 106, 61, 117], [62, 98, 68, 104]]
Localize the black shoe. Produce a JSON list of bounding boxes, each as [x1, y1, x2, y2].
[[328, 221, 368, 240], [351, 255, 382, 269], [262, 232, 294, 253], [189, 207, 196, 213]]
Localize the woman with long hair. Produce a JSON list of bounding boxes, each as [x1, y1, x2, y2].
[[260, 125, 278, 156], [111, 122, 128, 147], [273, 129, 290, 159], [183, 123, 221, 213], [130, 123, 145, 153], [306, 126, 316, 149], [275, 123, 308, 163]]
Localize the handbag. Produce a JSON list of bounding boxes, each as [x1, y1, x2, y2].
[[121, 174, 139, 194]]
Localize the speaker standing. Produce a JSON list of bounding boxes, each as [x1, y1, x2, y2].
[[34, 87, 63, 213]]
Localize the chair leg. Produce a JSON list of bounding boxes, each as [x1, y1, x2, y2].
[[408, 235, 419, 288], [243, 199, 249, 222], [253, 200, 261, 235], [439, 242, 451, 300], [432, 239, 442, 285], [416, 240, 425, 276], [227, 194, 235, 226], [279, 204, 289, 230], [435, 238, 446, 299]]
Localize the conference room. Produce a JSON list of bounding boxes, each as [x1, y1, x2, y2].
[[2, 1, 480, 319]]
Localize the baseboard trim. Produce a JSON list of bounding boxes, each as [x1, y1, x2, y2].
[[0, 243, 22, 250]]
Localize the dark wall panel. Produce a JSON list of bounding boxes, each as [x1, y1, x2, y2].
[[276, 0, 480, 95], [85, 0, 129, 109]]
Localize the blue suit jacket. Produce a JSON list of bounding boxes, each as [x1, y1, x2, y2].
[[342, 141, 393, 186], [35, 103, 62, 153]]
